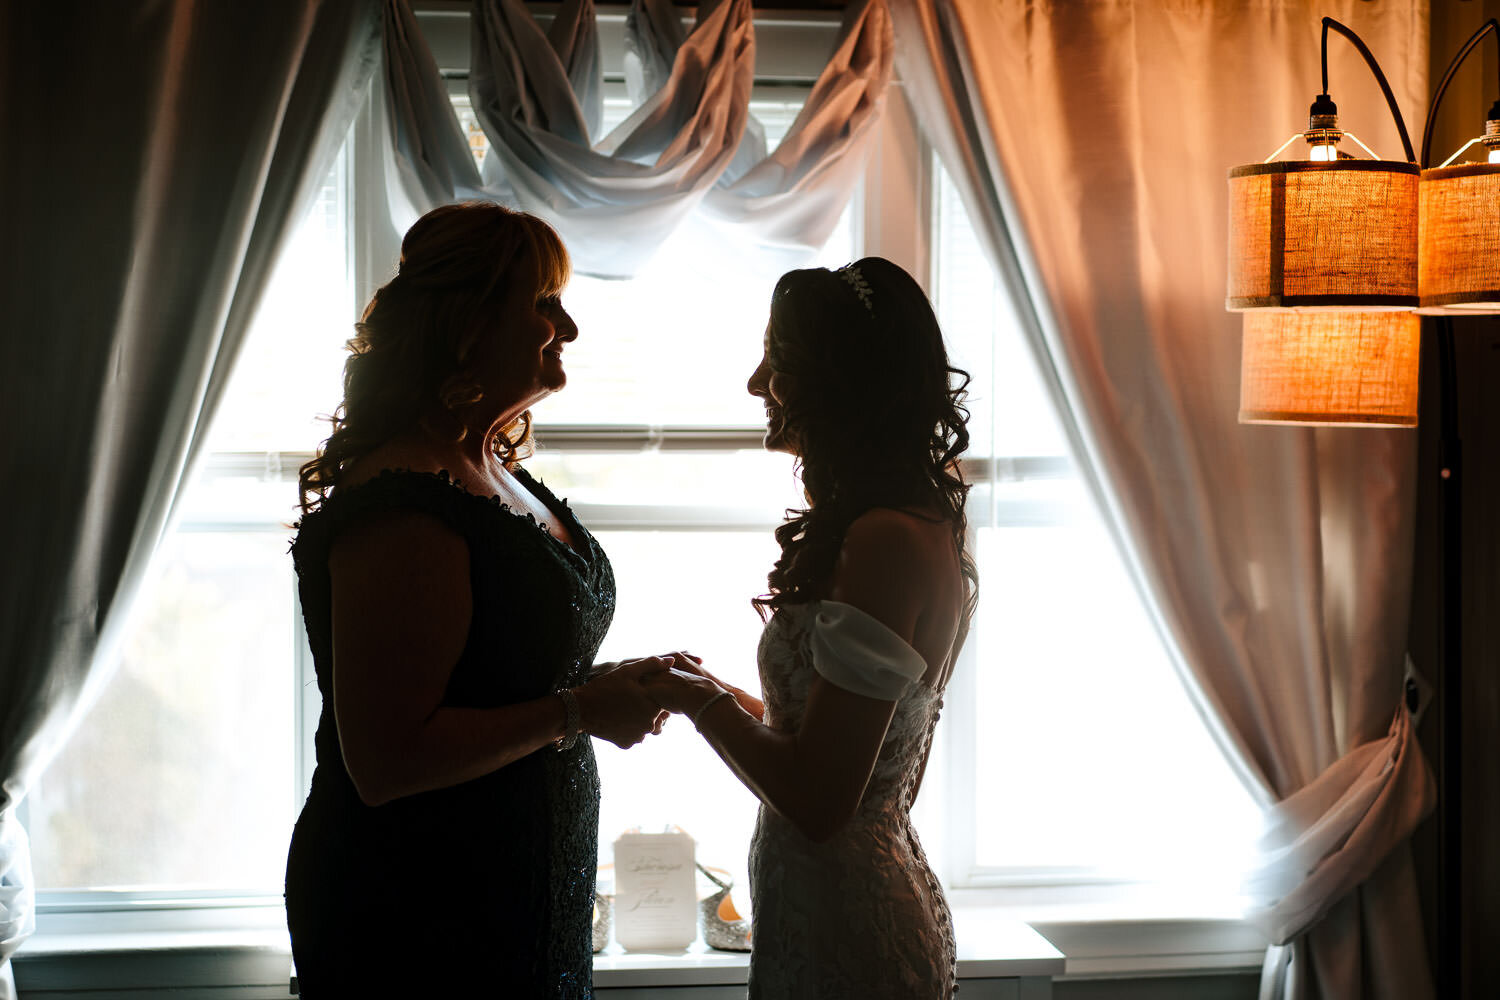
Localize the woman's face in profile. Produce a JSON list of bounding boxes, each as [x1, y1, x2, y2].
[[747, 325, 801, 455], [470, 277, 579, 409]]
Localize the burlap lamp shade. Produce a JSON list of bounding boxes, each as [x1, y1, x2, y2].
[[1238, 311, 1420, 426], [1226, 161, 1420, 310], [1417, 162, 1500, 313]]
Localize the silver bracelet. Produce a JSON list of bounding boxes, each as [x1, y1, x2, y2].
[[555, 688, 581, 751], [691, 690, 735, 731]]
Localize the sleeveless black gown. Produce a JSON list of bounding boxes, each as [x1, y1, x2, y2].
[[285, 468, 614, 997]]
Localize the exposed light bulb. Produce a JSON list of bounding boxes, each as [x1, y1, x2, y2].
[[1489, 147, 1500, 164], [1305, 93, 1340, 163]]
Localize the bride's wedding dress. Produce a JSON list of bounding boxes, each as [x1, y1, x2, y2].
[[747, 601, 956, 999]]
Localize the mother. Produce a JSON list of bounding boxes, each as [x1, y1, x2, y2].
[[285, 202, 667, 997]]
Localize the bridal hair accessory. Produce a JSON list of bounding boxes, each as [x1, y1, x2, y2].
[[837, 264, 874, 313]]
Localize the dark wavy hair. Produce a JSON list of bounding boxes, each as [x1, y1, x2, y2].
[[752, 257, 977, 632], [298, 202, 570, 515]]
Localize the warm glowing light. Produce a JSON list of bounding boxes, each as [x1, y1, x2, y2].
[[1226, 162, 1420, 310], [1489, 148, 1500, 164], [1239, 312, 1420, 426], [1418, 161, 1500, 314], [1309, 143, 1338, 161]]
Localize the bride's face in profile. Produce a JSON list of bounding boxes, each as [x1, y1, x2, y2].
[[747, 326, 802, 455]]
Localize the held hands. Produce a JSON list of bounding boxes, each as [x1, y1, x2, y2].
[[648, 653, 766, 722], [578, 651, 762, 746], [574, 656, 672, 748], [641, 664, 726, 718]]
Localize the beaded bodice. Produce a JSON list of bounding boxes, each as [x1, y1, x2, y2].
[[287, 467, 614, 998]]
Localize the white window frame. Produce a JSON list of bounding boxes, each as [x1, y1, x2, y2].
[[23, 8, 1264, 975]]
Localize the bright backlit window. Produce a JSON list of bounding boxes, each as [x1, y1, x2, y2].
[[26, 154, 350, 894], [929, 159, 1259, 900], [28, 20, 1258, 928]]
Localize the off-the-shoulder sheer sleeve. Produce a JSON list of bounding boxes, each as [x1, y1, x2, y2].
[[809, 600, 926, 701]]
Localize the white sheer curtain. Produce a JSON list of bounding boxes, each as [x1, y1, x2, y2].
[[382, 0, 891, 278], [893, 2, 1436, 998], [0, 3, 379, 995], [697, 0, 891, 269]]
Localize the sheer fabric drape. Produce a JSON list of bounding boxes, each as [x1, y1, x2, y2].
[[894, 2, 1435, 998], [382, 0, 891, 278], [0, 3, 379, 994]]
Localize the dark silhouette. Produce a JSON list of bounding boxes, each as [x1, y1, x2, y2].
[[285, 202, 671, 997]]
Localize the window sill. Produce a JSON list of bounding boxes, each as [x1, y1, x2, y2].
[[947, 890, 1269, 979], [590, 911, 1062, 986], [13, 900, 1265, 990]]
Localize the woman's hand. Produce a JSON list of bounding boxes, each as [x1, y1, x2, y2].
[[662, 653, 765, 721], [574, 656, 671, 748], [641, 665, 728, 718]]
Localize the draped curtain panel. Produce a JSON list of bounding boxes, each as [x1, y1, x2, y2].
[[382, 0, 891, 278], [894, 3, 1435, 999], [0, 2, 380, 994]]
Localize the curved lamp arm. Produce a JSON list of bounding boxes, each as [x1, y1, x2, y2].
[[1321, 17, 1418, 163], [1420, 18, 1500, 168]]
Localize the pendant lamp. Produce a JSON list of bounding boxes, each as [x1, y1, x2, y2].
[[1417, 17, 1500, 314], [1227, 18, 1421, 427], [1227, 21, 1419, 312], [1238, 311, 1419, 426]]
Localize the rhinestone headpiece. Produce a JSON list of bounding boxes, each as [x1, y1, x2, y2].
[[837, 264, 874, 314]]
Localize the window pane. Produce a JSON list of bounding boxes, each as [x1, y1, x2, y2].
[[454, 91, 858, 428], [206, 151, 351, 455], [969, 487, 1260, 886], [588, 529, 780, 898], [545, 200, 854, 428], [932, 158, 1066, 460], [524, 448, 800, 514], [931, 158, 1261, 896], [28, 149, 349, 893], [28, 530, 296, 891]]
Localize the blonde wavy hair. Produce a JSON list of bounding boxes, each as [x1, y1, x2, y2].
[[298, 202, 570, 516]]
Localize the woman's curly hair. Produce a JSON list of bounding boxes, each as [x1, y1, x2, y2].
[[752, 257, 977, 631], [298, 202, 570, 516]]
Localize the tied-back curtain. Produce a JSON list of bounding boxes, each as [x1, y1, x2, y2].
[[0, 2, 380, 994], [382, 0, 892, 278], [894, 3, 1436, 999]]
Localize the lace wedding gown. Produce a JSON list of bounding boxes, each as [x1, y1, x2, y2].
[[747, 601, 957, 999]]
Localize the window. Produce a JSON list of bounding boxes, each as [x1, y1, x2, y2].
[[28, 11, 1257, 930], [454, 90, 858, 894], [927, 159, 1259, 905], [26, 151, 351, 898]]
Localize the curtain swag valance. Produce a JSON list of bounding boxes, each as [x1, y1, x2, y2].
[[383, 0, 893, 278]]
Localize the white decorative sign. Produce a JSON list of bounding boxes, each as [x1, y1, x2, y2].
[[612, 830, 697, 951]]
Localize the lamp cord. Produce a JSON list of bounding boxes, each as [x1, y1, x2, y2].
[[1320, 17, 1418, 162], [1419, 18, 1500, 168]]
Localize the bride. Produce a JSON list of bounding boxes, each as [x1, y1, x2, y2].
[[644, 257, 975, 998]]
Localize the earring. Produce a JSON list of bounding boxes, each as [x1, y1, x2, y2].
[[440, 377, 484, 412]]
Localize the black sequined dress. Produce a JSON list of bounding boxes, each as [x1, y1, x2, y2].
[[285, 468, 614, 998]]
